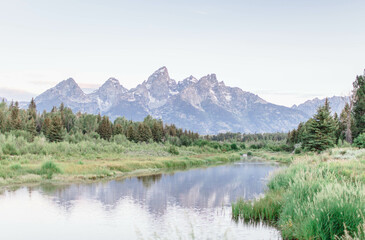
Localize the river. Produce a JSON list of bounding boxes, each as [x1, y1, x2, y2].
[[0, 161, 281, 239]]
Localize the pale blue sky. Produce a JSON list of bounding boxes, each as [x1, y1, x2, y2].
[[0, 0, 364, 106]]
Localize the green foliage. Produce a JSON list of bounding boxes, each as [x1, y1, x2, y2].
[[167, 145, 179, 155], [96, 116, 112, 140], [353, 133, 365, 148], [137, 123, 152, 142], [2, 143, 18, 155], [151, 121, 163, 142], [48, 115, 64, 142], [230, 143, 238, 150], [232, 157, 365, 240], [126, 125, 136, 142], [113, 123, 123, 136], [302, 99, 337, 152], [40, 161, 61, 179], [352, 75, 365, 139]]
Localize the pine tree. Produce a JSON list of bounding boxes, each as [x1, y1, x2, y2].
[[113, 124, 124, 135], [137, 123, 152, 142], [48, 115, 64, 142], [152, 122, 163, 142], [0, 110, 4, 133], [27, 117, 37, 141], [352, 74, 365, 138], [126, 125, 136, 142], [42, 117, 51, 137], [10, 101, 22, 130], [28, 98, 37, 120], [97, 116, 112, 140], [302, 99, 337, 152]]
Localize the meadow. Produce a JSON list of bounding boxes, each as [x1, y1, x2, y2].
[[232, 148, 365, 240], [0, 133, 242, 186]]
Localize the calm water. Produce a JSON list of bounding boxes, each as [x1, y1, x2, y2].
[[0, 161, 281, 240]]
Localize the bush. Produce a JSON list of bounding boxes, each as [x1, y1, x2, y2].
[[167, 145, 179, 155], [353, 133, 365, 148], [9, 130, 33, 142], [247, 151, 252, 156], [40, 161, 62, 179], [2, 143, 18, 155], [168, 136, 181, 147], [220, 143, 231, 152], [240, 143, 246, 149], [230, 143, 238, 151], [208, 141, 220, 149]]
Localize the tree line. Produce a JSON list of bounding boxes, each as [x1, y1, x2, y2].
[[0, 100, 200, 145]]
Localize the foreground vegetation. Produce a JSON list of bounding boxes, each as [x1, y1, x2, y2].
[[0, 132, 246, 186], [232, 148, 365, 239]]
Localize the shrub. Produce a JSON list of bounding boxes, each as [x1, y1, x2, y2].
[[240, 143, 246, 149], [220, 143, 231, 152], [230, 143, 238, 151], [167, 146, 179, 155], [247, 151, 252, 156], [353, 133, 365, 148], [40, 161, 62, 179], [2, 143, 18, 155]]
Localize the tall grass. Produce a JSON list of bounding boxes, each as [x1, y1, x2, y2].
[[232, 150, 365, 239]]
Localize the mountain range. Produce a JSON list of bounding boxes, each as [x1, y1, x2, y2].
[[16, 67, 348, 134]]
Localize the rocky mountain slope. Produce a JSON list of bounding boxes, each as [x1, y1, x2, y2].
[[33, 67, 323, 134], [291, 96, 349, 117]]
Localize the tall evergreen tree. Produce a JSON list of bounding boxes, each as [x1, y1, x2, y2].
[[42, 117, 51, 137], [152, 122, 163, 142], [0, 110, 5, 133], [126, 125, 136, 142], [137, 123, 152, 142], [352, 73, 365, 138], [10, 101, 22, 130], [48, 115, 64, 142], [28, 98, 37, 121], [97, 116, 112, 140], [27, 117, 37, 141], [113, 124, 124, 136], [302, 99, 337, 152]]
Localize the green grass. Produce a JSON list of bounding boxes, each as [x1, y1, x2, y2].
[[0, 133, 242, 186], [232, 148, 365, 240]]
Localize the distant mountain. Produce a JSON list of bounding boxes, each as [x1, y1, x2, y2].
[[33, 67, 313, 134], [291, 96, 349, 117]]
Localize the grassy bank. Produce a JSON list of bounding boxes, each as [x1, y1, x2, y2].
[[0, 134, 242, 187], [232, 148, 365, 239]]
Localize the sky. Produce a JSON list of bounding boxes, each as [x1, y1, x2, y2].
[[0, 0, 364, 106]]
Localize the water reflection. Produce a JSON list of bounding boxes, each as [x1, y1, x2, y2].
[[0, 161, 282, 240]]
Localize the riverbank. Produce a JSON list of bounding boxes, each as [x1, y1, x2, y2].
[[232, 147, 365, 239], [0, 138, 245, 187]]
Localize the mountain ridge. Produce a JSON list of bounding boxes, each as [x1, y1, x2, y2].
[[30, 67, 346, 134]]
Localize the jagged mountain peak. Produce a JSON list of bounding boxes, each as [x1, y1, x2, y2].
[[57, 77, 79, 87], [98, 77, 127, 91], [291, 95, 349, 116], [182, 75, 198, 83], [198, 74, 218, 86], [31, 68, 326, 134], [42, 77, 84, 96], [105, 77, 120, 85], [148, 66, 170, 81]]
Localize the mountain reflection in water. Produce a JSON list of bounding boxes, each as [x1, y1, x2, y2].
[[0, 161, 282, 240]]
